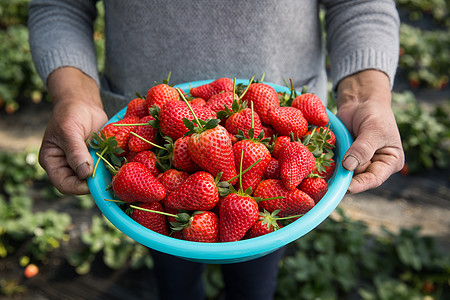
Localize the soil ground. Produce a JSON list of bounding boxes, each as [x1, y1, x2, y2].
[[0, 84, 449, 299]]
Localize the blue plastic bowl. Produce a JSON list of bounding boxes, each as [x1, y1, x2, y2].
[[87, 79, 353, 264]]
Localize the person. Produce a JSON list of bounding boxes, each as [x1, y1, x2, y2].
[[28, 0, 405, 299]]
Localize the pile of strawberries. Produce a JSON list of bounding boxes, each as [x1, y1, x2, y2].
[[90, 77, 336, 243]]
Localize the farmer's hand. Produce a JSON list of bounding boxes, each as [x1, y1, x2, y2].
[[336, 70, 404, 194], [39, 67, 108, 195]]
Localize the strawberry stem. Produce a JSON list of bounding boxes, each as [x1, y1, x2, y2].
[[225, 157, 262, 183], [92, 147, 108, 178], [104, 198, 127, 203], [130, 131, 166, 150], [274, 213, 304, 220], [129, 204, 178, 218], [112, 123, 149, 127], [238, 75, 255, 100], [176, 87, 203, 130], [239, 150, 244, 192], [95, 152, 117, 174], [255, 196, 285, 202]]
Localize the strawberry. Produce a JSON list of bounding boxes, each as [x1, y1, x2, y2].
[[156, 168, 190, 195], [130, 201, 169, 236], [233, 138, 271, 194], [224, 105, 263, 139], [172, 136, 201, 173], [244, 209, 307, 239], [312, 157, 335, 182], [159, 100, 216, 140], [292, 93, 329, 126], [146, 83, 180, 109], [267, 106, 308, 139], [254, 179, 315, 217], [271, 135, 291, 159], [279, 141, 316, 189], [298, 175, 328, 204], [244, 210, 283, 239], [190, 78, 233, 100], [112, 162, 166, 203], [303, 126, 336, 155], [130, 150, 161, 177], [261, 125, 275, 142], [241, 82, 280, 124], [263, 157, 280, 179], [128, 115, 158, 153], [205, 91, 239, 113], [187, 124, 238, 184], [174, 211, 219, 243], [100, 116, 140, 156], [219, 192, 259, 242], [124, 97, 148, 119], [189, 97, 207, 106], [164, 171, 219, 211]]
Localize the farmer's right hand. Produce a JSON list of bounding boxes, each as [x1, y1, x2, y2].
[[39, 67, 108, 195]]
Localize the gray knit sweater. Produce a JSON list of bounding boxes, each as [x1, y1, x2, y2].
[[28, 0, 400, 117]]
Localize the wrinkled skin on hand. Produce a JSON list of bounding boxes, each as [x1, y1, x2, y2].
[[336, 70, 405, 194], [39, 67, 108, 195]]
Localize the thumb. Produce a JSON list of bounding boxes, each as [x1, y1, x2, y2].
[[342, 130, 379, 171], [63, 132, 94, 180]]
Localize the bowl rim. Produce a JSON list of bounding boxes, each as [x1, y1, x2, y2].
[[87, 79, 353, 263]]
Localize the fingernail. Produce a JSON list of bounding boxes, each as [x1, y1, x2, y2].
[[343, 154, 360, 171], [76, 162, 91, 179]]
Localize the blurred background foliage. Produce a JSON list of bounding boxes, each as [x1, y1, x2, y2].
[[0, 0, 449, 299]]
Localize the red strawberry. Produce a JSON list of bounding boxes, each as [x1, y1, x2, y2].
[[112, 162, 166, 203], [254, 179, 315, 217], [189, 97, 207, 106], [299, 176, 328, 204], [179, 211, 219, 243], [205, 91, 239, 113], [187, 125, 237, 184], [172, 136, 201, 173], [190, 78, 233, 100], [146, 83, 180, 109], [303, 126, 336, 152], [244, 210, 283, 239], [156, 169, 190, 195], [125, 151, 139, 162], [233, 139, 271, 194], [124, 98, 148, 119], [292, 93, 329, 126], [271, 135, 291, 159], [279, 141, 315, 189], [219, 192, 259, 242], [128, 115, 158, 153], [159, 101, 216, 140], [164, 171, 219, 211], [100, 116, 140, 156], [263, 157, 280, 179], [225, 107, 263, 139], [130, 150, 161, 177], [267, 107, 308, 139], [261, 125, 275, 142], [130, 201, 169, 236], [241, 83, 280, 124], [313, 157, 335, 182]]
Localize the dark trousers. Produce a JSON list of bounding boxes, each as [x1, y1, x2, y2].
[[150, 246, 286, 300]]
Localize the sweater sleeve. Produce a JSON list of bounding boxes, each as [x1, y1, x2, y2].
[[320, 0, 400, 90], [28, 0, 100, 86]]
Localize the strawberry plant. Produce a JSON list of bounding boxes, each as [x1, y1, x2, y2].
[[0, 150, 72, 261], [392, 91, 450, 172], [399, 23, 450, 89], [67, 215, 153, 275], [395, 0, 449, 27]]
